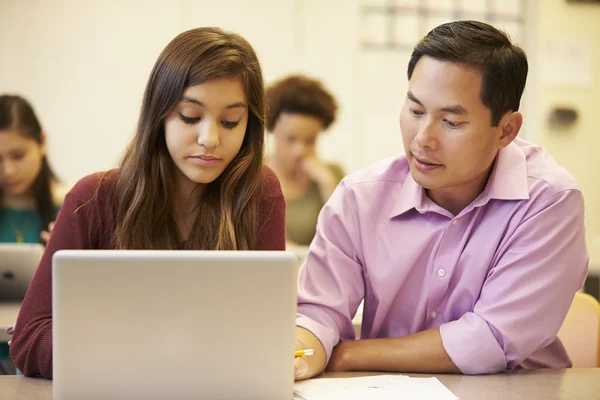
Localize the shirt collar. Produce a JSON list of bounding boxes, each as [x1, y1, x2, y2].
[[479, 140, 530, 203], [389, 172, 429, 218], [389, 141, 529, 219]]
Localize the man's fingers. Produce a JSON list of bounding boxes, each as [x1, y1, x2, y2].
[[294, 357, 309, 380]]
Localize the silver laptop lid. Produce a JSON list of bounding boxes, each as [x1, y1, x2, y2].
[[53, 250, 297, 400], [0, 243, 43, 301]]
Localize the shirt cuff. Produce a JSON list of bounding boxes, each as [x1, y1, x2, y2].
[[296, 314, 340, 364], [440, 313, 507, 374]]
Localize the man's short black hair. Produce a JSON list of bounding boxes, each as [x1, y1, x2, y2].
[[408, 20, 528, 127]]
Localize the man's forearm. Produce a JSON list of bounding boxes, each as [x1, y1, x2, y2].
[[329, 327, 461, 374]]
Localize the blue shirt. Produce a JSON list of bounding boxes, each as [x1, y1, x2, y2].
[[0, 207, 60, 244]]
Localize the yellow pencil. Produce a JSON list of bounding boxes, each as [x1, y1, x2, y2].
[[295, 349, 315, 357]]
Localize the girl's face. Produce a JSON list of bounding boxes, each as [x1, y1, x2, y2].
[[0, 129, 45, 196], [164, 77, 249, 194], [271, 113, 324, 175]]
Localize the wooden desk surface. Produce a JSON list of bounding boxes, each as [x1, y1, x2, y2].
[[0, 303, 20, 342], [1, 369, 599, 400]]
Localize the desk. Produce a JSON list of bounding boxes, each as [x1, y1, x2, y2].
[[0, 303, 20, 342], [0, 376, 50, 400], [327, 369, 600, 400], [0, 369, 599, 400]]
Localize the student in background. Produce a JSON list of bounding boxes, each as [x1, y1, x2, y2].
[[0, 95, 65, 374], [294, 21, 588, 379], [265, 75, 344, 247], [10, 27, 286, 379], [0, 95, 65, 245]]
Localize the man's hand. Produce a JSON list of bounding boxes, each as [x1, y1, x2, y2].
[[294, 339, 310, 380], [295, 327, 327, 381]]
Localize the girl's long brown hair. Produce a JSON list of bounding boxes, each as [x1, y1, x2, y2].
[[112, 27, 266, 250], [0, 95, 59, 240]]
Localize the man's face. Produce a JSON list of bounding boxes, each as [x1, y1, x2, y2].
[[400, 56, 514, 208]]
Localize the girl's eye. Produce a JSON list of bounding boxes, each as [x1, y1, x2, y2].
[[222, 121, 239, 129], [179, 113, 200, 124]]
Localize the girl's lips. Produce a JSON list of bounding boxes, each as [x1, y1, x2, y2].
[[188, 155, 223, 166]]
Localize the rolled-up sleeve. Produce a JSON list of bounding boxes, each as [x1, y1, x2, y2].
[[296, 181, 365, 362], [440, 190, 588, 374]]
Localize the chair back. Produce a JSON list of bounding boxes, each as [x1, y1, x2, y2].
[[558, 292, 600, 368]]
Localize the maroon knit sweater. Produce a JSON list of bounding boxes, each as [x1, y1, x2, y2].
[[10, 167, 286, 378]]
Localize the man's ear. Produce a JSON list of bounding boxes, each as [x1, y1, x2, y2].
[[498, 111, 522, 148]]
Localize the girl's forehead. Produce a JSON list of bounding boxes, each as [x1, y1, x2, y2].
[[0, 129, 38, 148]]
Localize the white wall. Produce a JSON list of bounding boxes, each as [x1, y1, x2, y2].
[[530, 0, 600, 266], [0, 0, 532, 186], [0, 0, 356, 184]]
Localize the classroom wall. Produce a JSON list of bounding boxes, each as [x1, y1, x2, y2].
[[532, 0, 600, 266], [2, 0, 597, 262], [0, 0, 530, 185], [0, 0, 363, 183]]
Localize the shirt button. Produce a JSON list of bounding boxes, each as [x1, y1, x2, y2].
[[437, 268, 446, 277], [451, 219, 458, 225], [431, 311, 438, 318]]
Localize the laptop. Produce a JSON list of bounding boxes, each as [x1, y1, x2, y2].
[[0, 243, 44, 301], [52, 250, 298, 400]]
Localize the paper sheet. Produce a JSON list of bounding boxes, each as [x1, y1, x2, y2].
[[294, 375, 458, 400]]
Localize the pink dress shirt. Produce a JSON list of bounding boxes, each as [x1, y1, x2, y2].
[[296, 138, 588, 374]]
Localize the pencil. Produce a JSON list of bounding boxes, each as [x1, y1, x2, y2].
[[295, 349, 315, 357]]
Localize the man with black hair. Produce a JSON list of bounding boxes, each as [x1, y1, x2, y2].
[[294, 20, 588, 378]]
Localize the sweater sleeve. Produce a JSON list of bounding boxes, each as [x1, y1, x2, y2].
[[256, 166, 286, 251], [10, 173, 107, 379]]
